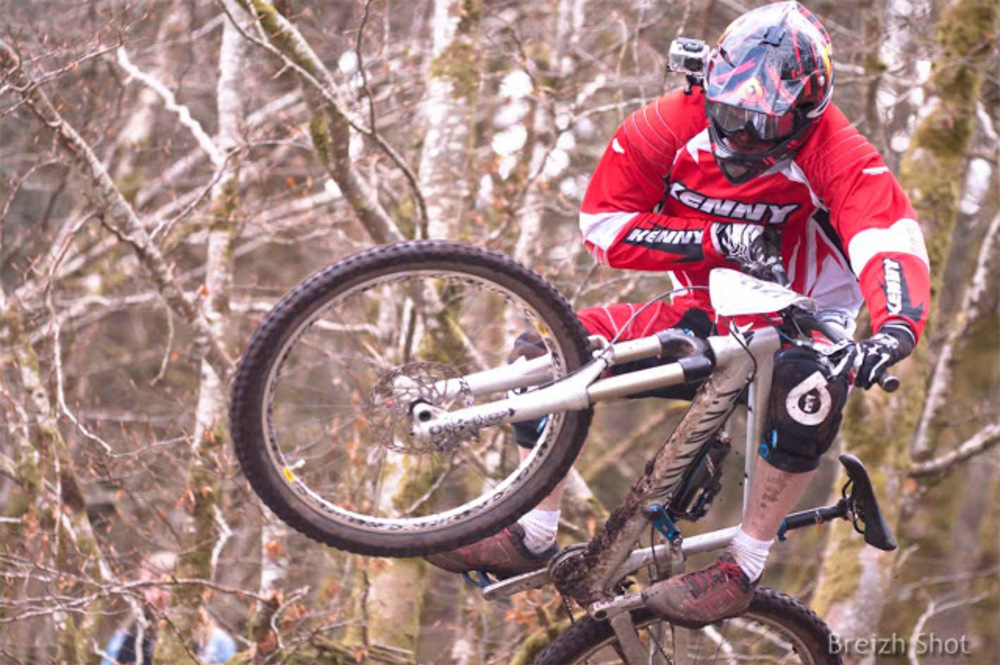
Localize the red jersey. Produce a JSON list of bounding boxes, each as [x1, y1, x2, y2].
[[580, 89, 930, 340]]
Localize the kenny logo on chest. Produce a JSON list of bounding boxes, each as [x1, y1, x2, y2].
[[669, 182, 799, 224]]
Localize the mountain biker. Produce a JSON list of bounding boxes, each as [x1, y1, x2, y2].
[[427, 1, 929, 624]]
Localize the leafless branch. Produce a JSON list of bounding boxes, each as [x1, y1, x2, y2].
[[908, 592, 989, 665], [913, 211, 1000, 458], [909, 421, 1000, 478], [115, 46, 225, 167], [150, 303, 175, 386], [355, 0, 378, 134], [149, 148, 241, 241], [217, 0, 423, 244], [0, 40, 234, 381], [894, 567, 1000, 601], [45, 212, 117, 456]]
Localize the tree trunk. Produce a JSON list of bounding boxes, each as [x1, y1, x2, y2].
[[878, 0, 931, 172], [859, 0, 888, 153], [155, 6, 245, 659], [1, 294, 114, 665], [112, 2, 191, 189], [417, 0, 480, 240], [811, 0, 999, 650], [363, 558, 428, 660], [243, 0, 408, 244], [365, 2, 481, 658], [511, 0, 581, 266]]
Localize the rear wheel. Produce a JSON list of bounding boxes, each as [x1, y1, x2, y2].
[[230, 241, 592, 556], [532, 588, 841, 665]]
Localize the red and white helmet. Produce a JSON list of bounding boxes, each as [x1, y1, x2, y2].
[[705, 2, 834, 183]]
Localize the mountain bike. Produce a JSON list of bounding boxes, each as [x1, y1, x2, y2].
[[230, 240, 898, 665]]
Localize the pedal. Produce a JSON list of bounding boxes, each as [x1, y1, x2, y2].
[[839, 454, 897, 551]]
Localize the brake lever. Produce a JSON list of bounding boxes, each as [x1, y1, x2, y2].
[[781, 304, 902, 393]]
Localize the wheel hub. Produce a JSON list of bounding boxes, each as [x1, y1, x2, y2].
[[367, 361, 472, 453]]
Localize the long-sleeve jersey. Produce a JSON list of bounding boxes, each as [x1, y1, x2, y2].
[[580, 88, 930, 340]]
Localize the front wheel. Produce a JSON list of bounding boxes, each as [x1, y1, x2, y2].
[[230, 241, 593, 557], [531, 588, 841, 665]]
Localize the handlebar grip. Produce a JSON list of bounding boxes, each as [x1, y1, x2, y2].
[[879, 373, 900, 393], [787, 308, 903, 392]]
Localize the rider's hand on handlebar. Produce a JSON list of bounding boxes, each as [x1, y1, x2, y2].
[[709, 223, 783, 281], [854, 323, 915, 389]]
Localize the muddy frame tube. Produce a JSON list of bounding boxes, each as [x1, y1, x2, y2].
[[546, 328, 781, 605]]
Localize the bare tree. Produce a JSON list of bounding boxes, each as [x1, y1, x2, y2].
[[812, 0, 999, 642], [0, 2, 996, 662]]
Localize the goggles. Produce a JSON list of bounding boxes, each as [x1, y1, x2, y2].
[[707, 101, 798, 149]]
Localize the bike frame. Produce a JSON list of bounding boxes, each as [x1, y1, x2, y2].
[[411, 322, 781, 584], [409, 322, 833, 665]]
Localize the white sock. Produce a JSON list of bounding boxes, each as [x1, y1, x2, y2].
[[517, 509, 560, 555], [728, 527, 773, 583]]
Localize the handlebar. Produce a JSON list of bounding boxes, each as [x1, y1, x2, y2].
[[877, 374, 900, 393], [734, 229, 899, 393], [784, 308, 899, 393]]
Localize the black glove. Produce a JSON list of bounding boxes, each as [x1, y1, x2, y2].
[[854, 323, 915, 389], [710, 223, 783, 280]]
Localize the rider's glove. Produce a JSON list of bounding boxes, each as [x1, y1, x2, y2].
[[709, 222, 782, 279], [854, 322, 915, 389]]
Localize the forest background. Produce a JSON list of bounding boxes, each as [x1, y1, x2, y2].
[[0, 0, 997, 663]]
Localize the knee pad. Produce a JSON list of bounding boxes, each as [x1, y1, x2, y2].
[[759, 346, 849, 472]]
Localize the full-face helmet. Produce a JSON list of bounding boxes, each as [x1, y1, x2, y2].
[[705, 2, 834, 183]]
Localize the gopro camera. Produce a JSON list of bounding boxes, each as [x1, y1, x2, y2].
[[668, 37, 710, 77]]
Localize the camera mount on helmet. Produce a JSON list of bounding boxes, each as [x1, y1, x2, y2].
[[668, 37, 709, 94]]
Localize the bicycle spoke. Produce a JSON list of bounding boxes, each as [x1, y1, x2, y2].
[[700, 623, 734, 665], [402, 452, 455, 516], [258, 266, 575, 530]]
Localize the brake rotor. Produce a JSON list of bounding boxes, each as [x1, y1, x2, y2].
[[367, 361, 473, 453]]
